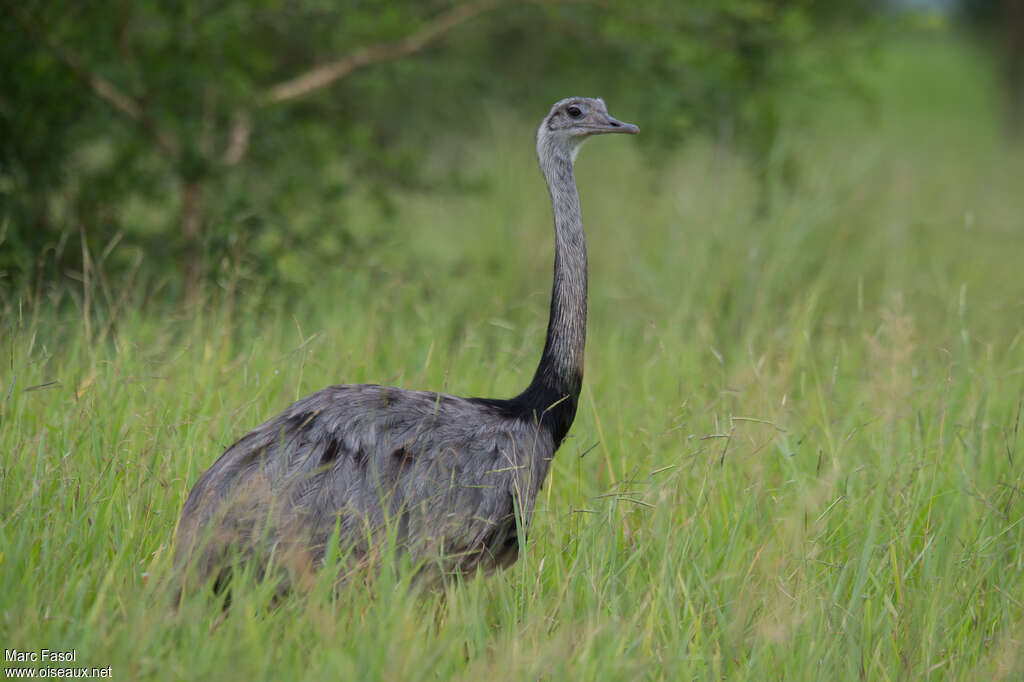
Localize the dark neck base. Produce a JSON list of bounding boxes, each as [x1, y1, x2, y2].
[[514, 371, 582, 448]]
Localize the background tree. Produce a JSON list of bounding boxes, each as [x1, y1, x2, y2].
[[960, 0, 1024, 136], [1, 0, 878, 300]]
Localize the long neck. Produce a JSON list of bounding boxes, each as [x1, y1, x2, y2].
[[519, 149, 587, 445]]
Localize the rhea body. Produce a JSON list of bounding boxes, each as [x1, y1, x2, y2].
[[174, 98, 638, 585]]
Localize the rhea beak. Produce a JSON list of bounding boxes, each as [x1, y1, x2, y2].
[[600, 115, 639, 134], [579, 114, 639, 136]]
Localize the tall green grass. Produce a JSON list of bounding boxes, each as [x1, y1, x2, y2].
[[2, 37, 1022, 680]]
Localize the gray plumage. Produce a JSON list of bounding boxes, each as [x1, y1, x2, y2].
[[174, 97, 638, 590]]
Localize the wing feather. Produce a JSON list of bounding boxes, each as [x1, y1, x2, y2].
[[175, 384, 556, 582]]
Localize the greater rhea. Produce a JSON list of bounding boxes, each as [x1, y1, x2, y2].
[[174, 97, 637, 591]]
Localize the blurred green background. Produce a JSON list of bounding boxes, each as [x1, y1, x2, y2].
[[2, 0, 1020, 301]]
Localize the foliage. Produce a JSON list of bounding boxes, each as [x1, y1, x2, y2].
[[958, 0, 1024, 135], [1, 0, 880, 297], [2, 37, 1023, 680]]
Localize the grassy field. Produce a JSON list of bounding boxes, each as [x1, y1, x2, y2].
[[2, 37, 1023, 680]]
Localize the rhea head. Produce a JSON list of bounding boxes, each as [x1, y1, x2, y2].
[[537, 97, 639, 163]]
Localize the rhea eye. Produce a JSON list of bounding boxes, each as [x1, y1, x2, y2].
[[566, 106, 582, 118]]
